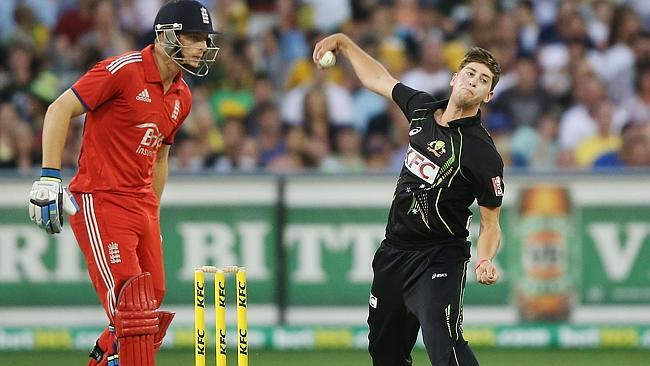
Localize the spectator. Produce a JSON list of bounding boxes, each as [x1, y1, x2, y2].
[[268, 126, 307, 172], [244, 73, 277, 134], [489, 56, 553, 132], [281, 75, 355, 127], [118, 0, 163, 36], [594, 123, 650, 168], [400, 34, 451, 100], [257, 28, 284, 89], [0, 0, 648, 175], [9, 3, 50, 54], [342, 34, 387, 133], [574, 101, 621, 168], [558, 73, 626, 151], [515, 1, 541, 56], [168, 134, 203, 173], [301, 86, 335, 168], [209, 41, 255, 123], [53, 0, 95, 45], [364, 132, 393, 172], [303, 0, 350, 32], [588, 4, 640, 103], [510, 112, 560, 170], [623, 64, 650, 124], [586, 0, 614, 50], [321, 127, 365, 173], [490, 39, 518, 99], [365, 99, 406, 147], [0, 102, 32, 172], [273, 0, 310, 86], [0, 43, 37, 121], [467, 0, 498, 48], [213, 117, 258, 173], [189, 100, 223, 168], [81, 0, 134, 59], [255, 102, 286, 167], [631, 31, 650, 66]]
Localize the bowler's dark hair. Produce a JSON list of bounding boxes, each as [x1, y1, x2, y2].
[[458, 47, 501, 91]]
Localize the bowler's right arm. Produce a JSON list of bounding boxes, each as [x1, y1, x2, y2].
[[313, 33, 399, 99]]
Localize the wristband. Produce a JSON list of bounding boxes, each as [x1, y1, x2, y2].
[[475, 258, 491, 270], [41, 168, 61, 182]]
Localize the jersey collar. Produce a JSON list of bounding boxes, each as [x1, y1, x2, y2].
[[141, 44, 184, 91], [429, 99, 482, 128]]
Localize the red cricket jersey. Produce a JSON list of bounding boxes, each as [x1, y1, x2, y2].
[[69, 45, 192, 195]]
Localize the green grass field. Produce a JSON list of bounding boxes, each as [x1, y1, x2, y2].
[[4, 348, 650, 366]]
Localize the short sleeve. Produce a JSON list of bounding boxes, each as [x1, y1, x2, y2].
[[464, 142, 505, 207], [391, 83, 436, 121], [71, 60, 124, 111]]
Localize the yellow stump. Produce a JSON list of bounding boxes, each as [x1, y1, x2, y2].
[[215, 270, 227, 366], [236, 269, 248, 366], [194, 270, 206, 366]]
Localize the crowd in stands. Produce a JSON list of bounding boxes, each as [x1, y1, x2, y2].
[[1, 0, 650, 175]]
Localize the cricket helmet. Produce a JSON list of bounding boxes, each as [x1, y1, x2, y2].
[[154, 0, 220, 76]]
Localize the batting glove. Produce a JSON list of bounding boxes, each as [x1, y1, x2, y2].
[[29, 168, 79, 234]]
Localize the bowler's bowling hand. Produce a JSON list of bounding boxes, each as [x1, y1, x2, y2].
[[475, 259, 499, 285]]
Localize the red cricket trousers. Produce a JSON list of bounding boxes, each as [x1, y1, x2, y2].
[[69, 191, 166, 323]]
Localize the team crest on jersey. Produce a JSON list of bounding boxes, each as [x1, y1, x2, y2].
[[107, 242, 121, 264], [427, 140, 446, 157]]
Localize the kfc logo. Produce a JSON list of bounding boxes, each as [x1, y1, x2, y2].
[[405, 144, 440, 184], [492, 176, 504, 197]]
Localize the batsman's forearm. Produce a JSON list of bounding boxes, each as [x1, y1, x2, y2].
[[41, 103, 73, 170], [477, 224, 501, 260], [337, 35, 396, 98]]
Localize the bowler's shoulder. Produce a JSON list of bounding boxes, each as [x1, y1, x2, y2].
[[463, 124, 502, 159], [465, 122, 495, 143]]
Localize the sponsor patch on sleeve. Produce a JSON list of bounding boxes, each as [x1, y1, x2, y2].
[[492, 176, 504, 197]]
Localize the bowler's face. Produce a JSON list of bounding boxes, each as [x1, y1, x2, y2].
[[450, 62, 495, 107]]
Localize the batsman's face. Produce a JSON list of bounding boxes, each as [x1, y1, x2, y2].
[[178, 32, 208, 67], [449, 62, 494, 107]]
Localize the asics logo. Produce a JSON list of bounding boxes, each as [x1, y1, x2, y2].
[[369, 294, 378, 309], [409, 127, 422, 136]]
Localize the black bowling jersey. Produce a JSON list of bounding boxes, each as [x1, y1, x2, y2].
[[385, 83, 505, 248]]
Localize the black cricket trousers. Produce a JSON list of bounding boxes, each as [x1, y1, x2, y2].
[[367, 240, 478, 366]]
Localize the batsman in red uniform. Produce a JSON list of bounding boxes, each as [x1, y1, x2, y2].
[[28, 1, 219, 365]]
